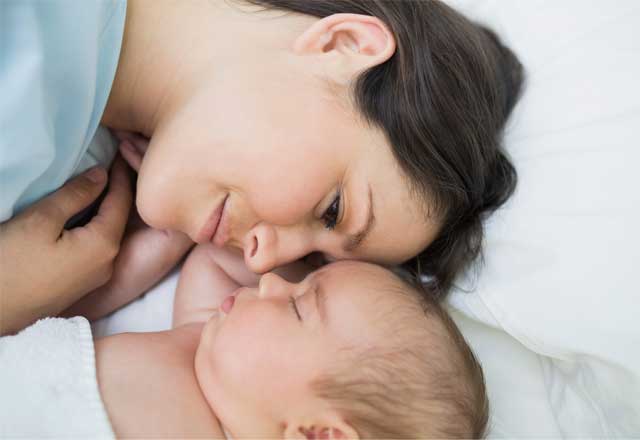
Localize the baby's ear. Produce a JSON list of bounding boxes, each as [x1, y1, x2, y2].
[[284, 415, 359, 439]]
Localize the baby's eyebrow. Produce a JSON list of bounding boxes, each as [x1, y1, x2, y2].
[[315, 284, 328, 325]]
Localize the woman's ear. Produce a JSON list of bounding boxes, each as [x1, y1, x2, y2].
[[293, 13, 396, 85]]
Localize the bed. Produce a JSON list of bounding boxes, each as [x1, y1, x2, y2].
[[93, 0, 640, 436]]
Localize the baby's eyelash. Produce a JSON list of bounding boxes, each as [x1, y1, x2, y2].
[[289, 297, 302, 321]]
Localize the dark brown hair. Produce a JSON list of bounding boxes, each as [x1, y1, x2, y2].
[[243, 0, 524, 296]]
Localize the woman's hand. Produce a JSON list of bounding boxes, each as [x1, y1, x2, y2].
[[62, 132, 195, 322], [0, 157, 132, 335]]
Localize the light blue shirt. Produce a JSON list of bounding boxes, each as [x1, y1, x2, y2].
[[0, 0, 126, 222]]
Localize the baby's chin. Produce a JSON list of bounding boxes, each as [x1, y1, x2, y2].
[[197, 311, 221, 355]]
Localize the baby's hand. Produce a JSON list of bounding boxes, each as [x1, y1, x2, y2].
[[62, 205, 193, 321], [172, 244, 316, 327], [173, 245, 251, 327]]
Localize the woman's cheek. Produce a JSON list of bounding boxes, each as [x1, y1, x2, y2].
[[246, 176, 328, 226]]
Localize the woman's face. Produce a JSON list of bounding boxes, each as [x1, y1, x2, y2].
[[133, 10, 440, 273], [136, 69, 438, 273]]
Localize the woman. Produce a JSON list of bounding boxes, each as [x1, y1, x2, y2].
[[0, 0, 523, 335]]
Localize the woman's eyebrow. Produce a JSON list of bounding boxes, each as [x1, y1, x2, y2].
[[343, 184, 375, 253]]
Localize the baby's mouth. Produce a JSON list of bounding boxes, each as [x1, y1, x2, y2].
[[221, 287, 244, 314], [220, 295, 235, 314]]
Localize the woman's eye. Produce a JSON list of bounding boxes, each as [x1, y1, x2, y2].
[[322, 191, 341, 230], [289, 297, 302, 321]]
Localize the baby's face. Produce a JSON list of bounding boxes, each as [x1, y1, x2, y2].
[[194, 261, 409, 437]]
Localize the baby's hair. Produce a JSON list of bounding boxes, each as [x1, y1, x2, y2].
[[311, 272, 489, 438]]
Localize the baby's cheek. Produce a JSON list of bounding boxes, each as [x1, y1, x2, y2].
[[194, 339, 242, 425], [203, 302, 316, 410], [212, 317, 282, 384], [207, 318, 256, 380]]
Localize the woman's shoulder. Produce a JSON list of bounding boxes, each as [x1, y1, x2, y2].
[[0, 1, 126, 221]]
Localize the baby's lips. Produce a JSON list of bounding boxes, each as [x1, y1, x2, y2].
[[220, 295, 235, 314]]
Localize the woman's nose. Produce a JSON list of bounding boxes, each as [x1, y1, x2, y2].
[[244, 222, 313, 273], [258, 273, 296, 299]]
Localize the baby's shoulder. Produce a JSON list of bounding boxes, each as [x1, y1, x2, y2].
[[95, 326, 224, 438]]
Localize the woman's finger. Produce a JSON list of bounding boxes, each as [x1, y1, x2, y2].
[[112, 129, 134, 142], [113, 130, 149, 153], [83, 155, 133, 247], [119, 140, 142, 172], [21, 166, 108, 237]]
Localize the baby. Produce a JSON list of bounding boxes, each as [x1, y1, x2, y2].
[[93, 244, 488, 438]]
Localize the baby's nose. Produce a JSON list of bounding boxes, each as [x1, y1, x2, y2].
[[258, 273, 296, 299]]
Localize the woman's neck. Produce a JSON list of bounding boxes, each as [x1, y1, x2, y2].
[[102, 0, 231, 137], [101, 0, 309, 138], [102, 0, 190, 136]]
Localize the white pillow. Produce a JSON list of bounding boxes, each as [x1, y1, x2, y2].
[[449, 310, 563, 437], [445, 0, 640, 436]]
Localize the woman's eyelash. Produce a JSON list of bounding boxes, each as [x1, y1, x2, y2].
[[289, 297, 302, 321], [322, 191, 341, 230]]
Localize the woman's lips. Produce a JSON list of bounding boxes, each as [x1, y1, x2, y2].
[[196, 195, 229, 244]]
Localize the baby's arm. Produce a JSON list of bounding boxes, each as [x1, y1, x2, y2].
[[172, 244, 249, 327], [173, 244, 313, 328]]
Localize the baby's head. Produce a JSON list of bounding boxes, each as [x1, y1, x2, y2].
[[195, 261, 488, 438]]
